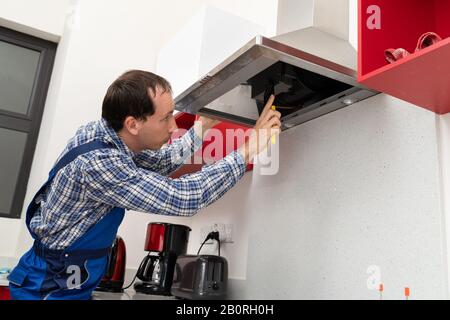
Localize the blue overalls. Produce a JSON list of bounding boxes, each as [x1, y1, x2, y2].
[[8, 141, 125, 300]]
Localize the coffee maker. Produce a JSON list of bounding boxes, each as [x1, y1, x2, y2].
[[134, 222, 191, 295]]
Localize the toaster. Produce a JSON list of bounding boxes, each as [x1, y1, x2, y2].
[[171, 254, 228, 300]]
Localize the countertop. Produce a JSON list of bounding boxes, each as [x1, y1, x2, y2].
[[92, 288, 177, 300], [1, 258, 178, 300], [0, 256, 16, 288], [1, 276, 176, 300], [0, 260, 175, 299]]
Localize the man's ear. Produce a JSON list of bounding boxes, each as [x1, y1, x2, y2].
[[123, 116, 141, 136]]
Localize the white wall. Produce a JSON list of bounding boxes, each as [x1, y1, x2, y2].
[[188, 173, 254, 280], [276, 0, 313, 35], [245, 95, 446, 299], [0, 0, 71, 42], [0, 0, 70, 257], [437, 113, 450, 297], [314, 0, 349, 40], [277, 0, 356, 44], [349, 0, 358, 49], [205, 0, 278, 38], [0, 219, 20, 257], [157, 6, 266, 98], [190, 91, 448, 299]]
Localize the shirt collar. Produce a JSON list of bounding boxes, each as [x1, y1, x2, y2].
[[99, 118, 136, 158]]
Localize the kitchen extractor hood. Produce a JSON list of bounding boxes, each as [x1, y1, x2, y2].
[[174, 3, 379, 131]]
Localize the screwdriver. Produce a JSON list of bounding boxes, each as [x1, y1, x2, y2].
[[271, 105, 277, 144]]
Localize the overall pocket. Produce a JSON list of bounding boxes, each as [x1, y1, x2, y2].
[[7, 265, 28, 287], [8, 249, 48, 300]]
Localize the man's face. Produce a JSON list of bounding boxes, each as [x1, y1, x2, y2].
[[136, 86, 178, 150]]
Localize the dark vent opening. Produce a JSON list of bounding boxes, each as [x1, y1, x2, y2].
[[247, 61, 352, 118]]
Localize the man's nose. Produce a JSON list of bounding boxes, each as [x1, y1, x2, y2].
[[169, 117, 178, 133]]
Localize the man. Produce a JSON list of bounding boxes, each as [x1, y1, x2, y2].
[[8, 70, 281, 300]]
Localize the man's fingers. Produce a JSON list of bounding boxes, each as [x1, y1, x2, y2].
[[268, 116, 281, 129], [271, 110, 282, 120], [259, 110, 281, 129], [260, 95, 275, 120], [257, 117, 281, 143], [263, 110, 281, 125], [263, 113, 281, 129]]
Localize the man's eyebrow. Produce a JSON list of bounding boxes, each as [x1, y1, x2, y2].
[[161, 111, 173, 118]]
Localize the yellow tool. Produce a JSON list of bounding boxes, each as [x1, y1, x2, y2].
[[271, 105, 277, 144]]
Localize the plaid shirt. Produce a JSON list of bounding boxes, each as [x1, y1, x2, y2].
[[29, 118, 246, 250]]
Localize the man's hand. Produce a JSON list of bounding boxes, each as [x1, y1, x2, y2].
[[198, 115, 220, 130], [238, 95, 281, 164], [193, 115, 220, 139]]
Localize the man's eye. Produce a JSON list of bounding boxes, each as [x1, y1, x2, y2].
[[163, 113, 173, 121]]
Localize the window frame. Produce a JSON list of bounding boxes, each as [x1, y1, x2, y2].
[[0, 26, 56, 219]]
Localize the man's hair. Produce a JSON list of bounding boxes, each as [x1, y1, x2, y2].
[[102, 70, 172, 131]]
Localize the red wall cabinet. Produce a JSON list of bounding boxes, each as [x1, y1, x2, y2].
[[358, 0, 450, 114], [169, 113, 253, 178]]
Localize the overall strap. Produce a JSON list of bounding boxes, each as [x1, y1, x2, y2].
[[48, 140, 114, 179], [26, 140, 116, 236]]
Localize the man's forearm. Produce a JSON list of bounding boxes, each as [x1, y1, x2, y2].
[[134, 127, 203, 175], [237, 142, 256, 165]]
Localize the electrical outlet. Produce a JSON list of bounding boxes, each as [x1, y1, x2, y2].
[[200, 225, 214, 244], [213, 223, 225, 241], [224, 223, 233, 243], [199, 223, 233, 243]]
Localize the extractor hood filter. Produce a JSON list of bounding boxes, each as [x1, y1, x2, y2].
[[247, 61, 353, 118]]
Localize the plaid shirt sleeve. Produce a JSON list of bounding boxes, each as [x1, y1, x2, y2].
[[81, 148, 246, 216], [132, 127, 203, 176]]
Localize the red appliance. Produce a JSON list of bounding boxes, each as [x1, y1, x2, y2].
[[134, 222, 191, 295], [145, 223, 166, 252], [0, 286, 10, 300], [95, 235, 126, 293]]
